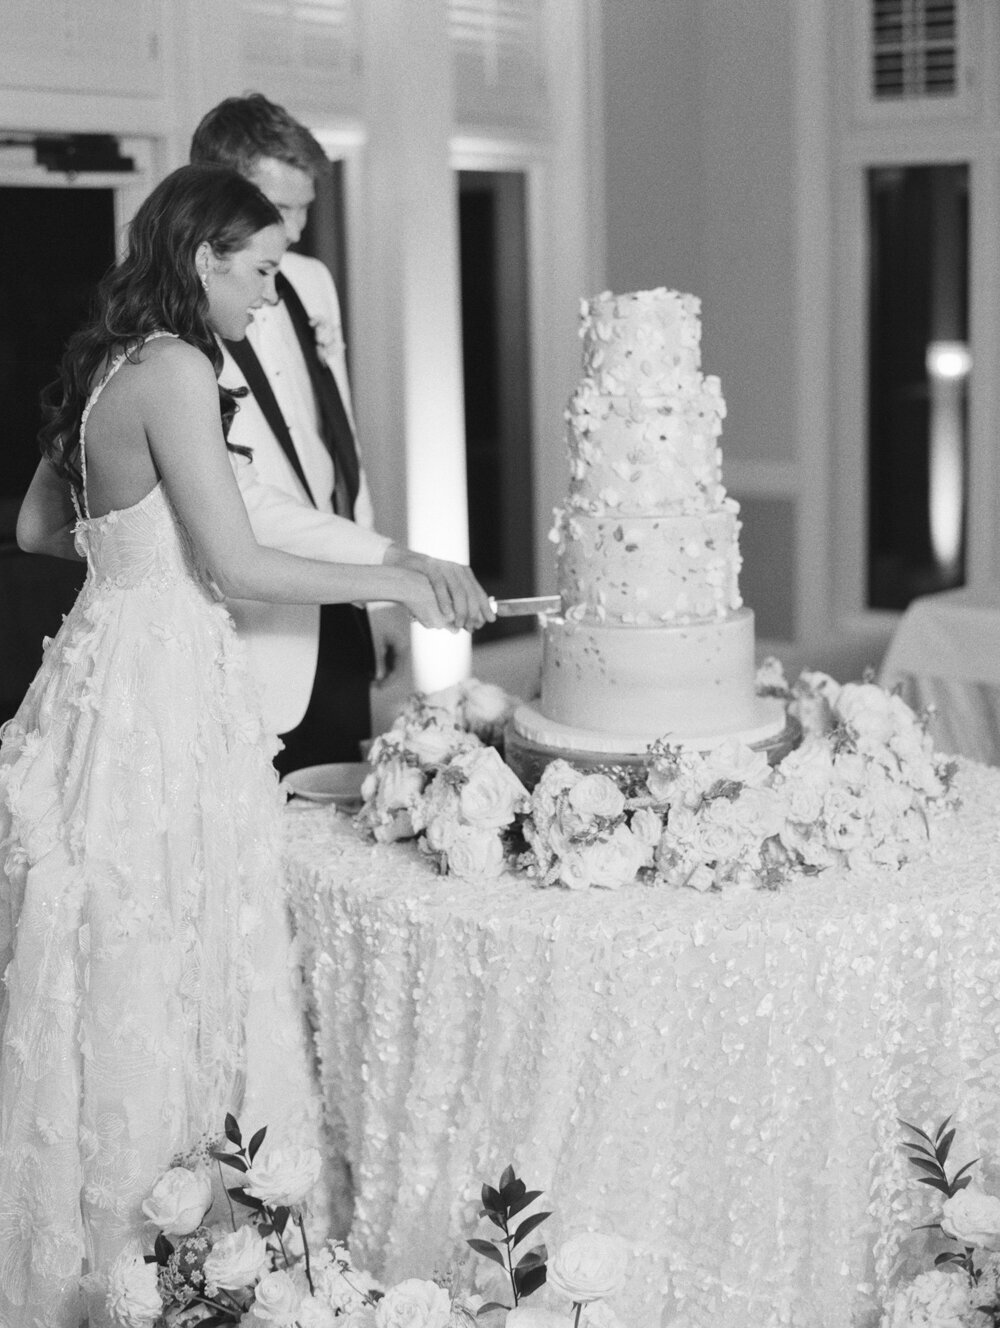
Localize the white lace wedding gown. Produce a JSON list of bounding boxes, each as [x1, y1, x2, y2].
[[0, 338, 328, 1327]]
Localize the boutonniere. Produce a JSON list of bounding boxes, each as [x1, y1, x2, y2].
[[309, 315, 343, 357]]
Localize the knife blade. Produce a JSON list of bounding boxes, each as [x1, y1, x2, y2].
[[489, 595, 562, 618]]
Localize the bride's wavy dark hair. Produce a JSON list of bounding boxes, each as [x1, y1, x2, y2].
[[39, 162, 281, 492]]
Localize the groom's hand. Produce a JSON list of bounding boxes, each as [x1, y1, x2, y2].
[[383, 545, 495, 632]]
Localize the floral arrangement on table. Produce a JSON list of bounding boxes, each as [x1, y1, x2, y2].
[[520, 660, 957, 891], [355, 662, 957, 892], [881, 1117, 1000, 1327], [106, 1120, 628, 1328], [354, 678, 530, 880]]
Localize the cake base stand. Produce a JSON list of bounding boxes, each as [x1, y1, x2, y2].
[[504, 711, 802, 791]]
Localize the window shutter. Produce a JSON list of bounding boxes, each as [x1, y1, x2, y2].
[[871, 0, 958, 99], [449, 0, 547, 132], [241, 0, 360, 114]]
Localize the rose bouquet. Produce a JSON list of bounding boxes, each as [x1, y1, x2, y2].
[[413, 744, 530, 880], [519, 761, 657, 890], [641, 737, 790, 891], [521, 664, 957, 892], [355, 680, 517, 847], [106, 1114, 387, 1327], [881, 1117, 1000, 1327]]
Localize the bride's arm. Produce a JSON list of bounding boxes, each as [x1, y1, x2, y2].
[[143, 341, 483, 629], [16, 459, 85, 561]]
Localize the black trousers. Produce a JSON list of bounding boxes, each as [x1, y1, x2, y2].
[[273, 602, 376, 774]]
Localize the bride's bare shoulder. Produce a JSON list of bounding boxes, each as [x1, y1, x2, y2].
[[132, 336, 217, 396]]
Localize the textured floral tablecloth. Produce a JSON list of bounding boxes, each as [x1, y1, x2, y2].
[[283, 761, 1000, 1328]]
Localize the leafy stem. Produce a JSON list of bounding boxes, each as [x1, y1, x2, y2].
[[467, 1165, 550, 1316]]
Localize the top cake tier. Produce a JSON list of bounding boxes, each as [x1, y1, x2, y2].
[[581, 287, 703, 393]]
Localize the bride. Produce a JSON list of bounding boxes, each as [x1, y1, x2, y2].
[[0, 163, 492, 1327]]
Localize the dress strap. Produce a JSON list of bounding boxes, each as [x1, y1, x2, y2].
[[78, 330, 177, 520]]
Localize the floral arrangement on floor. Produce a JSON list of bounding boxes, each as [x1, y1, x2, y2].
[[881, 1117, 1000, 1327], [106, 1123, 627, 1328], [355, 679, 529, 880], [355, 663, 957, 891]]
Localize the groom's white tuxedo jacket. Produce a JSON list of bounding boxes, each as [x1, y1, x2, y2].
[[221, 251, 390, 735]]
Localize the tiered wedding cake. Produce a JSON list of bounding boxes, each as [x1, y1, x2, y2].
[[512, 286, 787, 759]]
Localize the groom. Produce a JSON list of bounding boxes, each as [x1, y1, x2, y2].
[[191, 95, 394, 772]]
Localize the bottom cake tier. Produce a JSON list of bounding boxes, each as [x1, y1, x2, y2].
[[521, 607, 785, 751]]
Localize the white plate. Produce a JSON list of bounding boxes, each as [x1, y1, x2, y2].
[[282, 761, 369, 806]]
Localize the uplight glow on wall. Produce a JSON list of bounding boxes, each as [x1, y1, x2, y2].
[[925, 339, 970, 575]]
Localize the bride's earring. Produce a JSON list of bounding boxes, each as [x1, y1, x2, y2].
[[199, 269, 210, 294]]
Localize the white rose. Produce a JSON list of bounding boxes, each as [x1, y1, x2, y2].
[[702, 739, 770, 790], [422, 814, 457, 853], [941, 1187, 1000, 1250], [244, 1145, 322, 1208], [693, 800, 745, 864], [106, 1249, 162, 1328], [548, 1232, 628, 1304], [726, 785, 786, 843], [776, 741, 833, 823], [459, 754, 527, 830], [629, 807, 663, 847], [297, 1296, 342, 1328], [253, 1269, 305, 1323], [407, 724, 464, 768], [504, 1309, 567, 1327], [835, 683, 897, 746], [141, 1166, 213, 1235], [378, 758, 427, 811], [462, 679, 512, 728], [584, 825, 652, 888], [567, 773, 625, 820], [203, 1226, 270, 1290], [375, 1278, 452, 1328], [445, 824, 505, 880], [882, 1267, 972, 1328]]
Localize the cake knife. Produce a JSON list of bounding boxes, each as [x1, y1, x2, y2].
[[488, 595, 561, 618]]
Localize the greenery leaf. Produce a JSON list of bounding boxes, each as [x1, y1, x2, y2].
[[907, 1156, 946, 1178], [506, 1190, 544, 1220], [935, 1250, 966, 1266], [153, 1233, 174, 1265], [934, 1115, 954, 1143], [224, 1114, 242, 1148], [513, 1212, 551, 1247], [954, 1175, 974, 1192], [467, 1239, 506, 1268], [514, 1263, 547, 1298], [258, 1223, 273, 1238], [515, 1246, 547, 1271], [272, 1206, 290, 1234], [477, 1305, 510, 1318], [948, 1159, 980, 1192], [498, 1166, 516, 1193], [898, 1118, 934, 1146], [247, 1127, 267, 1164], [935, 1129, 956, 1165], [211, 1151, 247, 1173], [916, 1176, 953, 1195], [227, 1186, 263, 1211], [482, 1185, 502, 1212], [480, 1208, 507, 1232]]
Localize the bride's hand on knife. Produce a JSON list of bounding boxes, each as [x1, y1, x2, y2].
[[384, 545, 495, 632]]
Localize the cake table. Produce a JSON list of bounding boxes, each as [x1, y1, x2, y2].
[[283, 761, 1000, 1328]]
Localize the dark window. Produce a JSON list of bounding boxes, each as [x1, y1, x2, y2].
[[0, 186, 114, 722], [458, 169, 534, 640], [866, 162, 969, 609]]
